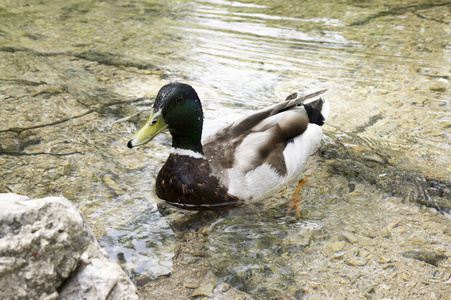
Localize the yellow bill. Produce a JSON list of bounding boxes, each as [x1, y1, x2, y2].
[[127, 110, 168, 148]]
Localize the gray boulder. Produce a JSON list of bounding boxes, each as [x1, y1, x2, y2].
[[0, 193, 138, 300]]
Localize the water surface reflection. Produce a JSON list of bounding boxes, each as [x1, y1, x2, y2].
[[0, 0, 449, 298]]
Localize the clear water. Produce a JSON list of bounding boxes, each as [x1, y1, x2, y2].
[[0, 0, 450, 298]]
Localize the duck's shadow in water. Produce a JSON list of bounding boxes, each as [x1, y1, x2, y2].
[[157, 198, 291, 235]]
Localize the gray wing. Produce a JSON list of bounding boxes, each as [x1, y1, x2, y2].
[[203, 89, 327, 175]]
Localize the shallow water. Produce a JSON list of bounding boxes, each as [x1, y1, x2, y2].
[[0, 0, 450, 298]]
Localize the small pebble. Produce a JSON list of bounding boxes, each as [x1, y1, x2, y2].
[[349, 183, 365, 195], [332, 250, 346, 259], [216, 282, 230, 293], [377, 257, 391, 263], [342, 231, 359, 244], [184, 279, 199, 289], [191, 281, 215, 297], [346, 257, 367, 266], [381, 227, 391, 238], [323, 241, 346, 252], [180, 256, 199, 265], [359, 249, 371, 258]]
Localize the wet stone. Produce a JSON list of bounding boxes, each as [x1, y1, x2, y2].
[[407, 233, 428, 247], [346, 256, 368, 267], [284, 229, 313, 248], [331, 250, 346, 259], [402, 251, 447, 267], [349, 183, 365, 196], [342, 231, 359, 244], [0, 132, 20, 153], [191, 281, 215, 297], [135, 274, 153, 287], [362, 228, 378, 238], [180, 256, 199, 265], [422, 221, 448, 234], [323, 241, 346, 253], [445, 226, 451, 236], [358, 249, 371, 258], [19, 131, 41, 150], [377, 257, 392, 264], [183, 278, 200, 289], [216, 282, 230, 293], [380, 227, 392, 238]]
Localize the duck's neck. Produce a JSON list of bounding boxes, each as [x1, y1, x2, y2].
[[169, 127, 204, 155]]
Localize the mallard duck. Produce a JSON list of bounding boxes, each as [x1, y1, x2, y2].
[[127, 82, 329, 214]]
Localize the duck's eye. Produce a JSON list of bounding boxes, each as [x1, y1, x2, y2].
[[176, 97, 184, 105], [151, 119, 158, 125]]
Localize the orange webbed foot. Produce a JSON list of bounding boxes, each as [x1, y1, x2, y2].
[[285, 175, 308, 217]]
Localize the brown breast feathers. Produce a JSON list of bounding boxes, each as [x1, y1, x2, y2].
[[155, 153, 242, 210]]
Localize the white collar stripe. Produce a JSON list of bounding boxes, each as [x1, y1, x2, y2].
[[172, 148, 206, 159]]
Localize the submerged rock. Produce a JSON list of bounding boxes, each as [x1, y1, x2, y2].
[[0, 193, 138, 300]]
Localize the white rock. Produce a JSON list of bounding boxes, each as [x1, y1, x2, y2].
[[0, 193, 138, 300], [59, 258, 138, 300]]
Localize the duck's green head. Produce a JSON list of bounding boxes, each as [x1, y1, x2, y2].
[[127, 82, 204, 153]]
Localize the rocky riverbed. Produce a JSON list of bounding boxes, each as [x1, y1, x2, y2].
[[1, 0, 450, 299]]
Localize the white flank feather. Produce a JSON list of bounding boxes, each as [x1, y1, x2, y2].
[[227, 123, 323, 200], [232, 130, 273, 172], [227, 164, 284, 200], [283, 124, 323, 179]]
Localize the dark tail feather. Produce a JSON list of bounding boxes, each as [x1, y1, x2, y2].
[[304, 98, 326, 126]]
